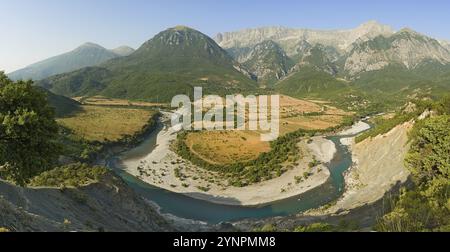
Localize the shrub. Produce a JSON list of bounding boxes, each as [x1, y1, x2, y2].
[[29, 163, 108, 188]]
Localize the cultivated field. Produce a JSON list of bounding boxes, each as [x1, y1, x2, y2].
[[57, 105, 156, 142], [279, 95, 352, 134]]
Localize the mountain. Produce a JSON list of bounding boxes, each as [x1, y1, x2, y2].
[[215, 20, 394, 60], [276, 65, 351, 99], [37, 26, 257, 102], [291, 43, 341, 76], [440, 40, 450, 51], [38, 87, 81, 117], [343, 29, 450, 77], [8, 43, 122, 81], [242, 40, 294, 87], [111, 46, 135, 56]]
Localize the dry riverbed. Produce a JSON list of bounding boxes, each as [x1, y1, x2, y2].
[[117, 113, 335, 206], [309, 121, 413, 215]]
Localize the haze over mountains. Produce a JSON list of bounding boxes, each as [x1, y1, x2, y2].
[[37, 26, 256, 102], [216, 21, 450, 79], [215, 21, 395, 56], [6, 20, 447, 108], [215, 21, 450, 103], [8, 43, 135, 81]]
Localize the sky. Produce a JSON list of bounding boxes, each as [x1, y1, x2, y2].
[[1, 0, 450, 73]]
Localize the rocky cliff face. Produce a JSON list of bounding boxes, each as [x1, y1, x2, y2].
[[217, 21, 450, 79], [292, 43, 341, 76], [344, 29, 450, 76], [215, 20, 394, 57], [440, 40, 450, 51], [0, 174, 174, 232], [242, 40, 293, 86]]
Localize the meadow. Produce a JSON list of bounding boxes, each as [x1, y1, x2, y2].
[[57, 105, 157, 142], [183, 96, 353, 166]]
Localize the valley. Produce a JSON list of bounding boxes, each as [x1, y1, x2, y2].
[[1, 17, 449, 232]]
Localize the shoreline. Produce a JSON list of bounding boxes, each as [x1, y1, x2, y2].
[[308, 121, 412, 215], [113, 114, 368, 207], [117, 133, 333, 207]]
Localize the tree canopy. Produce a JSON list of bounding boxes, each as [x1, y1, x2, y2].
[[0, 72, 60, 186], [377, 97, 450, 232]]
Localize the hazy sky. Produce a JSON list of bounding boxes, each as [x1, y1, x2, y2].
[[1, 0, 450, 73]]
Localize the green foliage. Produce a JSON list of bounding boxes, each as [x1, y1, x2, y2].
[[376, 106, 450, 232], [0, 73, 60, 186], [39, 87, 81, 117], [355, 112, 416, 143], [276, 66, 351, 99], [406, 115, 450, 184], [308, 156, 321, 168], [176, 122, 348, 186], [294, 223, 336, 232], [58, 111, 159, 163], [376, 182, 450, 232], [29, 163, 108, 188], [176, 129, 308, 186], [196, 186, 210, 192], [37, 27, 257, 102], [294, 221, 360, 232]]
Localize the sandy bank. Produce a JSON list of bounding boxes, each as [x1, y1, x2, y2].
[[314, 121, 413, 214], [307, 136, 336, 163], [338, 121, 371, 136], [117, 114, 335, 206]]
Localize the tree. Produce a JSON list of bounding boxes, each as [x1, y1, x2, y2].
[[377, 114, 450, 232], [0, 72, 60, 186]]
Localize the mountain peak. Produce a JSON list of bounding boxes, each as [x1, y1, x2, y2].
[[398, 27, 421, 35], [170, 25, 194, 31], [140, 25, 226, 56], [9, 42, 119, 81], [354, 20, 394, 36], [111, 46, 135, 56], [78, 42, 105, 50], [358, 20, 384, 28]]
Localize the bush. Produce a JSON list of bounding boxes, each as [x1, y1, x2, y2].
[[29, 163, 108, 188], [294, 223, 336, 232], [376, 112, 450, 232]]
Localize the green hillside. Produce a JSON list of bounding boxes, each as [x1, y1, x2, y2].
[[276, 66, 351, 99], [38, 87, 81, 117], [9, 43, 120, 81], [38, 26, 257, 102]]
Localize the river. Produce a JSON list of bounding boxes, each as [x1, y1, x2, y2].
[[107, 119, 371, 224]]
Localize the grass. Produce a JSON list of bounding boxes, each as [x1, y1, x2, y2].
[[278, 95, 352, 134], [183, 96, 353, 166], [185, 131, 271, 165], [76, 96, 167, 108], [355, 112, 416, 143], [57, 105, 157, 142]]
